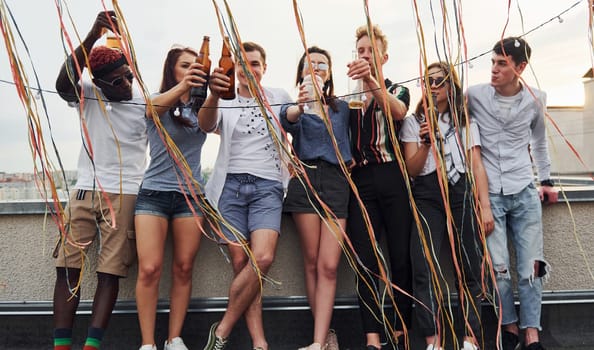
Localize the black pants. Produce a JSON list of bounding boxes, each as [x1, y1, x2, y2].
[[347, 161, 413, 334], [410, 172, 484, 340]]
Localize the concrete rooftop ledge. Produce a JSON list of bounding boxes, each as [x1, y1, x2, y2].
[[2, 290, 594, 316]]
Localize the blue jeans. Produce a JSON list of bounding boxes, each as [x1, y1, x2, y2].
[[487, 183, 548, 330]]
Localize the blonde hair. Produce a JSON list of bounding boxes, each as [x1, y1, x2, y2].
[[355, 24, 388, 55]]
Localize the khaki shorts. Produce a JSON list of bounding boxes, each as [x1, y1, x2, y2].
[[54, 190, 137, 277]]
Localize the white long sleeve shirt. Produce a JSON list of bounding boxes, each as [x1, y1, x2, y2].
[[466, 83, 551, 195]]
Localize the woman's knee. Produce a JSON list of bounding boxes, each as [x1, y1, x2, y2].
[[138, 262, 163, 283], [172, 259, 195, 281]]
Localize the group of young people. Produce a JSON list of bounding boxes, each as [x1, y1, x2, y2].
[[51, 10, 556, 350]]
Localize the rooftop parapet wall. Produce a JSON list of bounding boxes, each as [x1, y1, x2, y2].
[[0, 197, 593, 304]]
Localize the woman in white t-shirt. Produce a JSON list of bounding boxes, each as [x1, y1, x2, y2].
[[399, 62, 494, 350]]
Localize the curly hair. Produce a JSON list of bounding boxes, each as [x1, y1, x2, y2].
[[89, 46, 126, 78]]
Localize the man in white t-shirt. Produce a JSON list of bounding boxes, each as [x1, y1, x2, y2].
[[198, 41, 292, 350], [52, 11, 147, 350]]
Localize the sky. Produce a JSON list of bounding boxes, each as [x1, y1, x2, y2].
[[0, 0, 592, 173]]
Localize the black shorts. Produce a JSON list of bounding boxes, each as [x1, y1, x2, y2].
[[283, 159, 349, 218]]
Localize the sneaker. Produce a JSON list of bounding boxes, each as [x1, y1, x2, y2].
[[325, 329, 339, 350], [502, 331, 520, 350], [298, 343, 322, 350], [426, 345, 444, 350], [203, 322, 228, 350], [139, 345, 157, 350], [461, 340, 479, 350], [522, 342, 546, 350], [165, 337, 189, 350], [366, 346, 380, 350]]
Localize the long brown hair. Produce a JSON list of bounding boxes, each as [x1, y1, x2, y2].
[[295, 46, 338, 112], [414, 61, 467, 127], [159, 47, 198, 126]]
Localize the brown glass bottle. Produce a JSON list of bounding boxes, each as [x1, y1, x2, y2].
[[191, 36, 211, 110], [219, 37, 235, 100]]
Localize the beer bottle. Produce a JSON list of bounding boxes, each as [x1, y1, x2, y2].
[[191, 36, 211, 111], [219, 37, 236, 100]]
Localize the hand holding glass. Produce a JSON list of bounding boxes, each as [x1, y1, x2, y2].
[[347, 51, 365, 110], [302, 74, 324, 117]]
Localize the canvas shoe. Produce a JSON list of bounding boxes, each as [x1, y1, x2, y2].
[[298, 343, 323, 350], [461, 340, 479, 350], [165, 337, 188, 350], [203, 322, 228, 350], [139, 345, 157, 350], [325, 329, 339, 350]]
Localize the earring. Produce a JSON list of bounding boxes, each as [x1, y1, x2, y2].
[[173, 107, 181, 117]]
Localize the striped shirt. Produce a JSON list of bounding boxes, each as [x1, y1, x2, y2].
[[349, 79, 410, 166]]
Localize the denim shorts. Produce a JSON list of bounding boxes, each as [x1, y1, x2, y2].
[[217, 173, 283, 242], [134, 188, 204, 219]]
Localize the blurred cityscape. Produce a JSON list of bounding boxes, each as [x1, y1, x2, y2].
[[0, 169, 214, 201], [0, 170, 76, 201]]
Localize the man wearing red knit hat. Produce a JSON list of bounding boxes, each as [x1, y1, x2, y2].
[[53, 10, 147, 350]]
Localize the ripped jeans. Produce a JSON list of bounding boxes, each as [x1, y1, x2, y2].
[[487, 183, 548, 330]]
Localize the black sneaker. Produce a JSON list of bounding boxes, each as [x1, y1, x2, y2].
[[203, 322, 228, 350], [501, 331, 520, 350], [522, 342, 546, 350], [366, 346, 381, 350]]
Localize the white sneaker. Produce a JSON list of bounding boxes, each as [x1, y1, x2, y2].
[[139, 345, 157, 350], [165, 337, 189, 350], [298, 343, 322, 350], [426, 344, 444, 350], [461, 340, 479, 350]]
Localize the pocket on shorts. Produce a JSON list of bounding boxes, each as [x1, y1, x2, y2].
[[124, 229, 137, 267], [138, 188, 158, 197]]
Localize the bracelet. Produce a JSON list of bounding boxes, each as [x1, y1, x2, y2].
[[66, 55, 76, 74], [540, 179, 554, 187]]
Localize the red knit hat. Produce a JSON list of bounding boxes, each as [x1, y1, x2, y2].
[[89, 46, 127, 78]]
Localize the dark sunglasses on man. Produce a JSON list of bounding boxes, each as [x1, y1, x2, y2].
[[96, 71, 134, 87]]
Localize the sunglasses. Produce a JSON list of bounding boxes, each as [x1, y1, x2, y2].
[[96, 72, 134, 87], [303, 61, 329, 71], [425, 76, 447, 87]]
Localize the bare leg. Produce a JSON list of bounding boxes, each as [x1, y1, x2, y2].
[[89, 272, 120, 329], [313, 219, 343, 344], [168, 216, 203, 341], [293, 213, 323, 314], [293, 214, 344, 346], [215, 229, 279, 350], [227, 248, 265, 349], [53, 267, 82, 329], [366, 333, 382, 348], [135, 215, 168, 345]]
